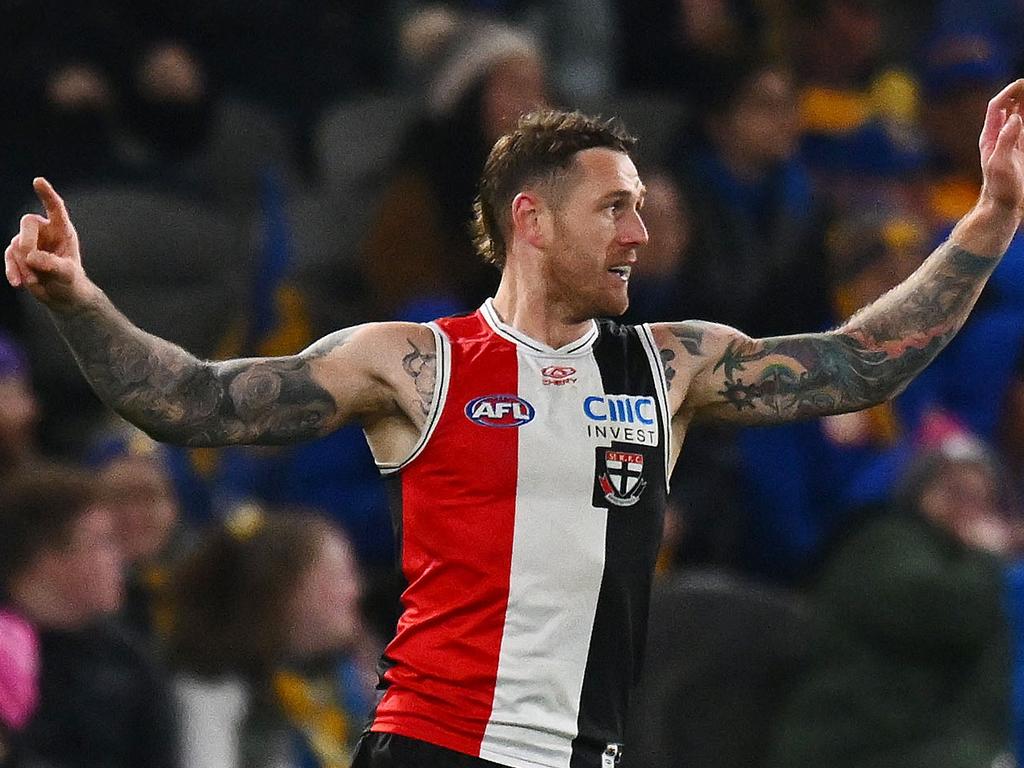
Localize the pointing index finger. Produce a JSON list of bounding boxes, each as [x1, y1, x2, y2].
[[32, 177, 70, 228]]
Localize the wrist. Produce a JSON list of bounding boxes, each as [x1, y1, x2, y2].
[[950, 195, 1022, 258], [978, 185, 1024, 221], [50, 277, 103, 317]]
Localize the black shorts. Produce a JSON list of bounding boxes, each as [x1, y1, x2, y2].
[[352, 732, 508, 768]]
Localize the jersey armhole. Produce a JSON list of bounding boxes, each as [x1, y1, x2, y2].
[[376, 322, 451, 475], [638, 323, 672, 492]]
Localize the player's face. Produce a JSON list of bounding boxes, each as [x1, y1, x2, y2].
[[546, 148, 648, 319]]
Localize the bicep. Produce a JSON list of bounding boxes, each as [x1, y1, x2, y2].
[[680, 325, 893, 425], [185, 326, 392, 447], [185, 322, 433, 448]]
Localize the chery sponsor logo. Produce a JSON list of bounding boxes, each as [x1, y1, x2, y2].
[[541, 365, 577, 386], [465, 394, 536, 427]]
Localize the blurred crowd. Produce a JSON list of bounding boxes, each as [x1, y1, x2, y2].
[[2, 0, 1024, 767]]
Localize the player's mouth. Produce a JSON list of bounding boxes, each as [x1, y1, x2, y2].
[[608, 265, 631, 282]]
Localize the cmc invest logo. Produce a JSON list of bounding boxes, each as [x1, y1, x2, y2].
[[465, 395, 536, 427]]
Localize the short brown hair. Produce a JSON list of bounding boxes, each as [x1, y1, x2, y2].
[[472, 109, 637, 268], [0, 464, 98, 589]]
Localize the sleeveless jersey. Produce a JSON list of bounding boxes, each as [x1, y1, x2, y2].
[[371, 300, 671, 768]]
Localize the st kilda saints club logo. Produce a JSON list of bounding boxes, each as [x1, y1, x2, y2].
[[594, 446, 648, 507]]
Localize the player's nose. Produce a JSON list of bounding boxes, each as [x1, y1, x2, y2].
[[620, 210, 648, 247]]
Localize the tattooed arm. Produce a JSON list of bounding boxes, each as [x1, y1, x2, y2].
[[653, 80, 1024, 426], [4, 180, 437, 448], [656, 231, 1008, 426], [49, 287, 427, 445], [655, 240, 1000, 425], [49, 286, 435, 446]]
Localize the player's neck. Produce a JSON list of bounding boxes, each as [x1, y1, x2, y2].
[[492, 276, 593, 350]]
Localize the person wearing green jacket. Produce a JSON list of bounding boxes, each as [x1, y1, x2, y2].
[[771, 436, 1015, 768]]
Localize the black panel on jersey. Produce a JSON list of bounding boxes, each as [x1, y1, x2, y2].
[[369, 475, 410, 695], [570, 320, 668, 768]]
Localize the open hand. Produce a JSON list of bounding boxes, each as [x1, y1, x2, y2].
[[980, 79, 1024, 216], [4, 178, 90, 310]]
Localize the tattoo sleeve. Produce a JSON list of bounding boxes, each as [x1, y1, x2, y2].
[[52, 290, 341, 446], [706, 242, 999, 423]]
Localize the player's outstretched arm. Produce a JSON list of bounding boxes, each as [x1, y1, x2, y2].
[[654, 79, 1024, 426], [51, 295, 399, 446], [4, 178, 416, 446]]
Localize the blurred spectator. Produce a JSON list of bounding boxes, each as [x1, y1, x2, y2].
[[520, 0, 616, 108], [621, 170, 693, 324], [192, 0, 400, 165], [614, 0, 767, 99], [0, 464, 179, 768], [618, 57, 834, 579], [621, 171, 752, 574], [0, 333, 41, 481], [770, 437, 1014, 768], [362, 14, 550, 318], [88, 425, 193, 646], [931, 0, 1024, 67], [793, 0, 926, 202], [168, 508, 378, 768], [666, 53, 832, 338], [401, 1, 616, 107], [627, 569, 809, 768], [999, 344, 1024, 494], [213, 427, 394, 576], [32, 59, 122, 190], [896, 33, 1024, 444], [118, 41, 218, 192], [2, 3, 219, 196], [919, 33, 1012, 232], [0, 609, 39, 767], [821, 205, 927, 451], [1006, 558, 1024, 768]]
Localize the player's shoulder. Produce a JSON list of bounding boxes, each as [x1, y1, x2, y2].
[[302, 321, 435, 361], [648, 319, 745, 357]]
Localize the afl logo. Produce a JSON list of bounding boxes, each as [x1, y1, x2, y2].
[[465, 395, 536, 427]]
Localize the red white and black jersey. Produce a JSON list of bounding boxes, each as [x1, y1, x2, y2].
[[371, 300, 671, 768]]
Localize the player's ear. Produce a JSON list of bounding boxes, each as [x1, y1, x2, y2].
[[510, 191, 552, 250]]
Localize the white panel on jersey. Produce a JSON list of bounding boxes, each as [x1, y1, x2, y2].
[[479, 352, 608, 768]]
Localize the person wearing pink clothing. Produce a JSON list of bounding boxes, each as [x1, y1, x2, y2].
[[0, 464, 178, 768], [0, 609, 39, 765]]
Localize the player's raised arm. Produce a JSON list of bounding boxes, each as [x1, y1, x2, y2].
[[4, 178, 425, 447], [654, 79, 1024, 427]]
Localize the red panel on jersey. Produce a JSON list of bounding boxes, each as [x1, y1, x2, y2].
[[372, 311, 520, 755]]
